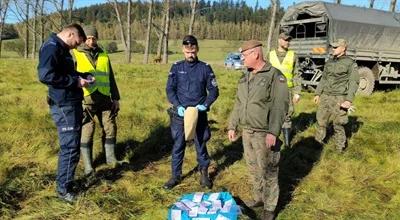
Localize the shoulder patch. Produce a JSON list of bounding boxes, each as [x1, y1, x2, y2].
[[278, 75, 287, 83], [211, 78, 218, 87]]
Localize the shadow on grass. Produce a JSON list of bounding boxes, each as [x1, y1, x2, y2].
[[75, 119, 173, 190], [276, 137, 324, 214], [292, 112, 316, 137], [209, 137, 243, 180]]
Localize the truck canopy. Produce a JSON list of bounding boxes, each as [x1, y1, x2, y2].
[[281, 1, 400, 53]]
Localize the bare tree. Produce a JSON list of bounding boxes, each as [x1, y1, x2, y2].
[[336, 0, 341, 4], [390, 0, 397, 12], [143, 0, 153, 64], [0, 0, 10, 58], [156, 13, 166, 60], [109, 0, 132, 63], [24, 0, 29, 58], [188, 0, 197, 35], [162, 0, 170, 64], [68, 0, 74, 23], [31, 0, 39, 59], [39, 0, 45, 44], [266, 0, 279, 53], [369, 0, 375, 8]]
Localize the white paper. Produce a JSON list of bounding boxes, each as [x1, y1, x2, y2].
[[215, 214, 230, 220], [192, 218, 210, 220], [174, 202, 191, 212], [208, 192, 220, 201], [188, 206, 199, 217], [181, 199, 197, 208], [171, 209, 182, 220], [201, 201, 212, 207], [198, 205, 208, 215], [212, 200, 222, 209], [193, 192, 204, 203]]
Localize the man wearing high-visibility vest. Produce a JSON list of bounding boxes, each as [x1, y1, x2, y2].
[[72, 26, 121, 182], [268, 32, 301, 148]]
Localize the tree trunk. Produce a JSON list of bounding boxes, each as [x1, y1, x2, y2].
[[162, 0, 170, 64], [266, 0, 278, 53], [32, 0, 39, 59], [126, 0, 131, 63], [390, 0, 397, 12], [0, 0, 10, 58], [188, 0, 197, 35], [109, 0, 131, 63], [156, 13, 166, 59], [24, 0, 29, 59], [143, 0, 153, 64], [369, 0, 375, 8], [68, 0, 74, 23], [40, 0, 45, 44], [59, 0, 64, 29], [336, 0, 341, 4]]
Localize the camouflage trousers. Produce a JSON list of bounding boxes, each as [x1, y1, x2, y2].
[[81, 92, 117, 146], [315, 94, 348, 150], [282, 89, 294, 129], [242, 129, 280, 212]]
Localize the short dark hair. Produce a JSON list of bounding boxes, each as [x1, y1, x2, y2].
[[182, 35, 198, 46], [63, 23, 87, 41]]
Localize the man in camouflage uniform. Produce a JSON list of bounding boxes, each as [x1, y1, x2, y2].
[[268, 32, 302, 148], [314, 39, 360, 152], [72, 26, 121, 178], [228, 40, 289, 220]]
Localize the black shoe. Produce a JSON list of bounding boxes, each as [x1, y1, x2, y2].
[[246, 200, 264, 208], [57, 191, 76, 203], [163, 176, 181, 190], [263, 210, 275, 220], [200, 168, 212, 189]]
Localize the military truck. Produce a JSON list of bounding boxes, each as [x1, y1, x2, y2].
[[279, 1, 400, 95]]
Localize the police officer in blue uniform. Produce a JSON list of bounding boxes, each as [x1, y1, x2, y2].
[[38, 23, 89, 203], [164, 35, 219, 189]]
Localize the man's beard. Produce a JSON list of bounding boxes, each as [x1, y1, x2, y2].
[[186, 57, 197, 63]]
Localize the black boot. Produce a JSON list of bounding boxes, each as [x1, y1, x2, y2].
[[282, 128, 291, 148], [163, 176, 181, 190], [200, 168, 212, 189]]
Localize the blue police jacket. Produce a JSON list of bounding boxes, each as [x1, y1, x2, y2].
[[166, 60, 219, 109], [38, 33, 83, 106]]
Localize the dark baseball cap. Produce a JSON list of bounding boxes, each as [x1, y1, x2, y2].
[[279, 32, 292, 41], [182, 35, 198, 45]]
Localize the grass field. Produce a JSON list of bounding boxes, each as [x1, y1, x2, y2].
[[1, 40, 400, 219]]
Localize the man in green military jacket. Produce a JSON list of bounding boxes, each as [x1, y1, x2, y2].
[[314, 39, 360, 152], [227, 40, 289, 220]]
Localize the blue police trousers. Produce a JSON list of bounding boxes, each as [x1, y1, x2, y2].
[[170, 112, 211, 177], [50, 104, 82, 194]]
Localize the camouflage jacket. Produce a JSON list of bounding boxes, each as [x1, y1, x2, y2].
[[228, 63, 289, 137], [315, 55, 359, 102]]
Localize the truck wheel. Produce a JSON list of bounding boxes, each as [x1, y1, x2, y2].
[[357, 67, 375, 96]]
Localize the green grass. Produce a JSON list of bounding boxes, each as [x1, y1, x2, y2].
[[1, 43, 400, 219]]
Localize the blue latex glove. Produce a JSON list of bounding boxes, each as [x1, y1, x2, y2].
[[196, 104, 207, 111], [177, 106, 185, 117]]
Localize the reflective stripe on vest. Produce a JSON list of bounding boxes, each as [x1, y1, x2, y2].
[[73, 49, 110, 96], [269, 50, 295, 88]]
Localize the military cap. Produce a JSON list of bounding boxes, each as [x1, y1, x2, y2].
[[83, 26, 98, 39], [279, 32, 292, 41], [239, 40, 263, 52], [182, 35, 198, 45], [330, 38, 347, 47]]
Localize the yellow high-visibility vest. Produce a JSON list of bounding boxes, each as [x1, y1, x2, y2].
[[73, 49, 110, 97], [269, 50, 295, 88]]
